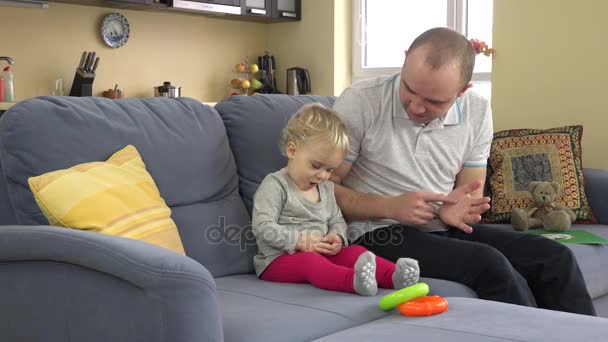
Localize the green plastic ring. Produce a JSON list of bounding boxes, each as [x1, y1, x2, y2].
[[378, 282, 430, 311]]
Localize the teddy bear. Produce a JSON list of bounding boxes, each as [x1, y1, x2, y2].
[[511, 181, 576, 232]]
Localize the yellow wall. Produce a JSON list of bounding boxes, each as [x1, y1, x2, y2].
[[268, 0, 334, 95], [268, 0, 351, 96], [333, 0, 352, 95], [0, 3, 268, 102], [493, 0, 608, 169]]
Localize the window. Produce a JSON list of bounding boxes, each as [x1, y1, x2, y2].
[[353, 0, 493, 99]]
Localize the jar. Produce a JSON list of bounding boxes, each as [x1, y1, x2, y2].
[[154, 81, 181, 98]]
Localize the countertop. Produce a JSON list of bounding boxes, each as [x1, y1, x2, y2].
[[0, 102, 16, 111]]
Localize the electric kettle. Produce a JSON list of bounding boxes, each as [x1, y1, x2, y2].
[[286, 68, 311, 95]]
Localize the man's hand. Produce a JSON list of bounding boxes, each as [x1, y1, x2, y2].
[[439, 180, 491, 233], [388, 192, 457, 225], [320, 233, 343, 256]]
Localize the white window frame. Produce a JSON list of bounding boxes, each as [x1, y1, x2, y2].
[[352, 0, 492, 84]]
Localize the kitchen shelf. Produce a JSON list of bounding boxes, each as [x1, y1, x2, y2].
[[45, 0, 301, 23]]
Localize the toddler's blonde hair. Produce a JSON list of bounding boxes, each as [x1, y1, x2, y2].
[[280, 103, 349, 155]]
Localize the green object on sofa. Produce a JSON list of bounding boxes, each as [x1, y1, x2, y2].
[[527, 229, 608, 244]]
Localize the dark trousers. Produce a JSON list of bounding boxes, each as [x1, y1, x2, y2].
[[355, 224, 596, 316]]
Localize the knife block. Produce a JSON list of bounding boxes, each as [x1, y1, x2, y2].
[[69, 70, 95, 97]]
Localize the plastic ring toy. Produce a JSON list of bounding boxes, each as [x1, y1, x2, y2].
[[397, 295, 448, 316], [378, 282, 429, 311]]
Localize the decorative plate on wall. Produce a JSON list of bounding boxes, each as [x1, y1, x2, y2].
[[101, 13, 130, 48]]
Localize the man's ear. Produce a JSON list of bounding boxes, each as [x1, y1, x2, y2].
[[286, 141, 297, 159], [458, 83, 473, 97]]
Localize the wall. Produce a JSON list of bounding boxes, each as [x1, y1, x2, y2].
[[0, 3, 268, 102], [267, 0, 334, 95], [333, 0, 351, 96], [492, 0, 608, 169], [268, 0, 351, 96]]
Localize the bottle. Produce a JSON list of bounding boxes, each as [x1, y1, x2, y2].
[[0, 74, 4, 102], [3, 66, 13, 102]]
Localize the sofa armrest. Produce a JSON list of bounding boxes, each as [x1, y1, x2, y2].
[[584, 168, 608, 224], [0, 225, 222, 342]]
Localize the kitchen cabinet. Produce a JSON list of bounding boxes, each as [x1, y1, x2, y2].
[[271, 0, 300, 21], [242, 0, 271, 19], [240, 0, 300, 22], [111, 0, 154, 4], [46, 0, 300, 23], [47, 0, 167, 11]]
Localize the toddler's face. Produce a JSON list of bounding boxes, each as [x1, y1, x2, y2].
[[286, 141, 344, 192]]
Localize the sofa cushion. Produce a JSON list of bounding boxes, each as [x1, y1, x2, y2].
[[27, 145, 185, 255], [478, 224, 608, 300], [584, 168, 608, 224], [215, 274, 476, 342], [0, 158, 16, 224], [215, 94, 336, 213], [483, 125, 596, 223], [0, 96, 254, 276], [314, 297, 608, 341], [594, 292, 608, 318]]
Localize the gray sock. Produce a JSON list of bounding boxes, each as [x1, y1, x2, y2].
[[392, 258, 420, 289], [353, 251, 378, 296]]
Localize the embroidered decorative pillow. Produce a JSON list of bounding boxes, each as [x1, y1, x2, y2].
[[483, 125, 596, 223], [28, 145, 186, 254]]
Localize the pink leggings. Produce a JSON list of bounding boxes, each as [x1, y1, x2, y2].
[[260, 245, 396, 294]]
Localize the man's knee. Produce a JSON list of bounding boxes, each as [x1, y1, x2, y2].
[[549, 239, 577, 265], [529, 234, 577, 264], [473, 244, 517, 281]]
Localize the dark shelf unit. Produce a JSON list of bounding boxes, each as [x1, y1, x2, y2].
[[46, 0, 301, 23], [48, 0, 168, 10]]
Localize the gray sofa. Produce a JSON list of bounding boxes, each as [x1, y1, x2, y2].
[[0, 95, 607, 342]]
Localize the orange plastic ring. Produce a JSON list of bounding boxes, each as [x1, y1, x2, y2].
[[397, 295, 448, 316]]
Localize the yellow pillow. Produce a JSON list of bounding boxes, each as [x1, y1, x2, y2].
[[28, 145, 185, 255]]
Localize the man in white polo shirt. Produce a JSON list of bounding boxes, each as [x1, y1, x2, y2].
[[332, 27, 595, 315]]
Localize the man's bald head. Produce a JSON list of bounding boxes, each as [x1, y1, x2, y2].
[[406, 27, 476, 87]]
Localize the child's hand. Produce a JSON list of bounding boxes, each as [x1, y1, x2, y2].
[[295, 234, 338, 255], [324, 233, 343, 245], [295, 234, 325, 252], [319, 233, 343, 256]]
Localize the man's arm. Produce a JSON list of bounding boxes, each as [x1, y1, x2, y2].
[[437, 165, 490, 233], [331, 161, 454, 225], [455, 166, 487, 199], [438, 94, 493, 232], [330, 161, 392, 221]]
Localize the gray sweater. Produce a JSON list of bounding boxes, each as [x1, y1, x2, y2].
[[252, 167, 349, 276]]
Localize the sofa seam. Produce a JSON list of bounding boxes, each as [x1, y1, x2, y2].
[[217, 288, 360, 323], [368, 322, 526, 342], [0, 158, 19, 223]]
